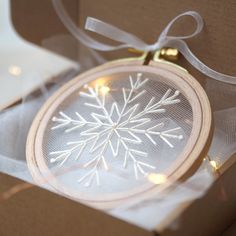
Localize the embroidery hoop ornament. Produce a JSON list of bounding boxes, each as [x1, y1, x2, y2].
[[26, 44, 212, 208]]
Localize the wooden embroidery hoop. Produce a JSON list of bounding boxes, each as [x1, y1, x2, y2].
[[26, 51, 212, 208]]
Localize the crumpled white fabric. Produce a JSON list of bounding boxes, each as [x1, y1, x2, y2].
[[0, 69, 77, 181]]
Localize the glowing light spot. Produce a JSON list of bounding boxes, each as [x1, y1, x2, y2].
[[8, 65, 22, 76], [93, 78, 106, 87], [91, 78, 111, 95], [148, 173, 167, 185], [210, 160, 218, 170], [100, 86, 110, 94]]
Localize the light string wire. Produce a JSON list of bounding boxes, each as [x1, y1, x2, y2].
[[52, 0, 236, 85]]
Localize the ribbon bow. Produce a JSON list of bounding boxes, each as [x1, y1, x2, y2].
[[53, 0, 236, 85]]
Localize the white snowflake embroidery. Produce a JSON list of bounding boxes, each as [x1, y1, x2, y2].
[[50, 73, 183, 187]]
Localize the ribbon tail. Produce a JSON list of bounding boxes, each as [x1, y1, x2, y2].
[[165, 39, 236, 85]]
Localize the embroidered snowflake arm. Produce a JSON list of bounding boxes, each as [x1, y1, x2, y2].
[[51, 111, 106, 132], [120, 88, 181, 125], [49, 126, 112, 166], [120, 138, 156, 179], [77, 131, 113, 187], [50, 140, 88, 166], [118, 122, 183, 148], [80, 84, 114, 124]]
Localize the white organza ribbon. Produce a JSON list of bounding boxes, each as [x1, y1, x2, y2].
[[52, 0, 236, 85]]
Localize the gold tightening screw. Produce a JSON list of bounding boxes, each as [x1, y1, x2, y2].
[[128, 47, 179, 62], [159, 48, 179, 61]]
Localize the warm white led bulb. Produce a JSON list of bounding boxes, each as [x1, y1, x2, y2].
[[8, 65, 22, 76], [148, 173, 167, 185], [100, 86, 110, 94]]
